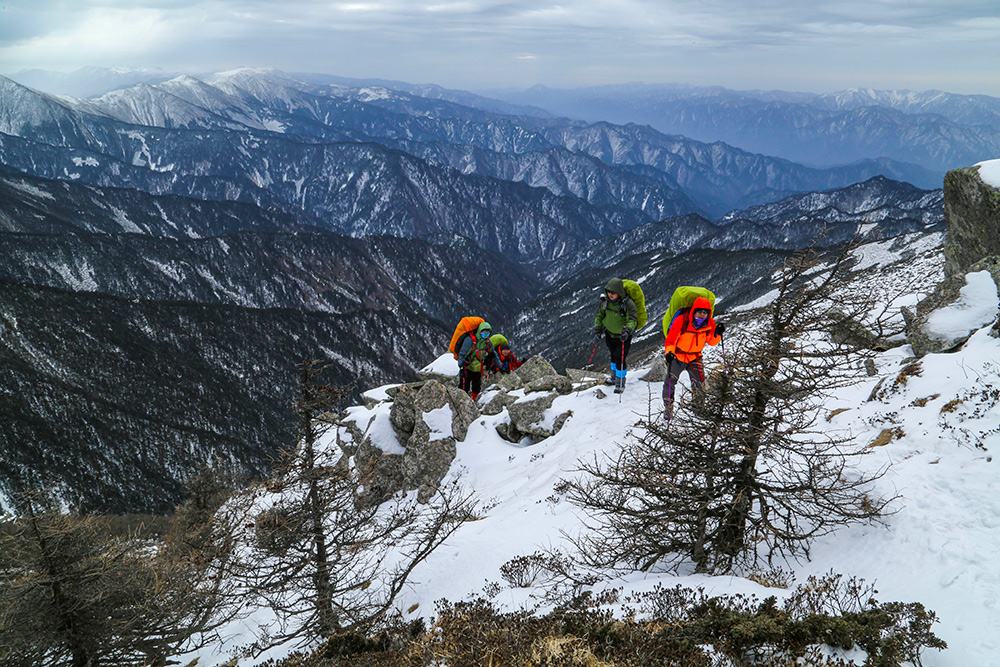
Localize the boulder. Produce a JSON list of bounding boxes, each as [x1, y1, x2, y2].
[[494, 371, 524, 391], [905, 258, 1000, 356], [506, 393, 572, 443], [514, 355, 558, 384], [401, 418, 457, 503], [354, 441, 405, 507], [482, 390, 518, 416], [411, 380, 479, 443], [640, 354, 667, 382], [566, 368, 603, 383], [525, 374, 574, 395], [417, 370, 458, 385], [828, 308, 890, 350]]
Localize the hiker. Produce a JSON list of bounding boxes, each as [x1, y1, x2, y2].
[[457, 321, 500, 400], [489, 333, 524, 373], [594, 278, 639, 394], [662, 295, 725, 420]]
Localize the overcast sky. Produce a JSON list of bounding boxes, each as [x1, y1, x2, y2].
[[3, 0, 999, 95]]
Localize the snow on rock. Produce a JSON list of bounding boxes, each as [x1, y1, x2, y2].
[[420, 352, 459, 377], [923, 270, 999, 342], [975, 158, 1000, 189]]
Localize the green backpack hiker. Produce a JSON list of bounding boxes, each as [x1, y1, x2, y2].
[[621, 280, 648, 329], [662, 286, 716, 336]]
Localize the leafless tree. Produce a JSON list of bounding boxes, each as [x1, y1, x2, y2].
[[0, 489, 239, 667], [223, 360, 476, 653], [566, 244, 900, 574]]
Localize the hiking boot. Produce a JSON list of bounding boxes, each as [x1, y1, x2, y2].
[[613, 384, 625, 394]]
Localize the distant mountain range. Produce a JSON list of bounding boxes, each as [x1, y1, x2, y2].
[[0, 67, 950, 512], [492, 83, 1000, 173]]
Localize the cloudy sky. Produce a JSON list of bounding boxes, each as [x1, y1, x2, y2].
[[3, 0, 999, 95]]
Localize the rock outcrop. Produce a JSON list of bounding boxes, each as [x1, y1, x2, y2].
[[943, 165, 1000, 280], [334, 355, 595, 501], [905, 164, 1000, 356]]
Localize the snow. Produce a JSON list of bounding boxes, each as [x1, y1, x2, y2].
[[420, 352, 459, 377], [975, 158, 1000, 189], [422, 406, 454, 438], [924, 270, 999, 342], [7, 179, 55, 200], [361, 383, 399, 405]]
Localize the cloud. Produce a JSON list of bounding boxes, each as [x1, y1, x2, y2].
[[1, 0, 999, 94]]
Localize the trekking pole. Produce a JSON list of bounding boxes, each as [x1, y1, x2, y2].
[[665, 364, 673, 426], [586, 340, 598, 368], [619, 339, 625, 403]]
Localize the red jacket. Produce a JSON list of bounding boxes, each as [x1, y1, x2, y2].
[[664, 297, 721, 363]]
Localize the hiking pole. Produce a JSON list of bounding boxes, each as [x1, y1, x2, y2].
[[586, 340, 598, 368], [665, 360, 673, 426], [619, 338, 625, 403]]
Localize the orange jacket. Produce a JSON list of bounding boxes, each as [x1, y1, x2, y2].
[[664, 297, 721, 363]]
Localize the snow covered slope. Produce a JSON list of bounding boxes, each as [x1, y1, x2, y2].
[[195, 235, 999, 667]]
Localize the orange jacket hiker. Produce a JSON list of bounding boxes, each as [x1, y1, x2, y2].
[[663, 296, 721, 363]]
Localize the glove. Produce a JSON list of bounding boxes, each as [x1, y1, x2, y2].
[[665, 352, 676, 365], [620, 327, 633, 341], [715, 322, 726, 337], [593, 327, 604, 341]]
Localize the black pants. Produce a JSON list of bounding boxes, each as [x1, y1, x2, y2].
[[663, 355, 705, 408], [459, 367, 482, 396], [605, 333, 631, 370]]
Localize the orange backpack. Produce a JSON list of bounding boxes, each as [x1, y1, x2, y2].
[[449, 316, 485, 359]]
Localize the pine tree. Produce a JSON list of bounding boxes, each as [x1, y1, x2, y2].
[[567, 244, 899, 573]]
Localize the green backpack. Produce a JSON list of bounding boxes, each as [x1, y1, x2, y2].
[[662, 286, 716, 337], [621, 280, 648, 328]]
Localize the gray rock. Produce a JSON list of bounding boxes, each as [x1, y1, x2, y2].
[[526, 374, 574, 395], [336, 419, 367, 456], [417, 370, 459, 385], [495, 421, 519, 443], [401, 418, 457, 503], [828, 308, 890, 351], [389, 385, 418, 441], [482, 390, 517, 416], [514, 355, 558, 384], [566, 368, 603, 382], [641, 354, 667, 382], [385, 380, 426, 400], [943, 165, 1000, 281], [594, 388, 607, 400], [494, 371, 525, 391], [506, 393, 572, 442], [906, 256, 1000, 356], [443, 383, 480, 442], [354, 442, 404, 507], [902, 164, 1000, 356], [411, 380, 480, 442]]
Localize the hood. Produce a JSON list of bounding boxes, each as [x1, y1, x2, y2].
[[692, 296, 713, 315], [477, 321, 493, 336], [604, 278, 626, 297]]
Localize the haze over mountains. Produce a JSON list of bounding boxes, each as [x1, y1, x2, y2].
[[0, 66, 969, 511]]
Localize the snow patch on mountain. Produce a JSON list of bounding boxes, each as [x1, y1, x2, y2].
[[976, 158, 1000, 189]]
